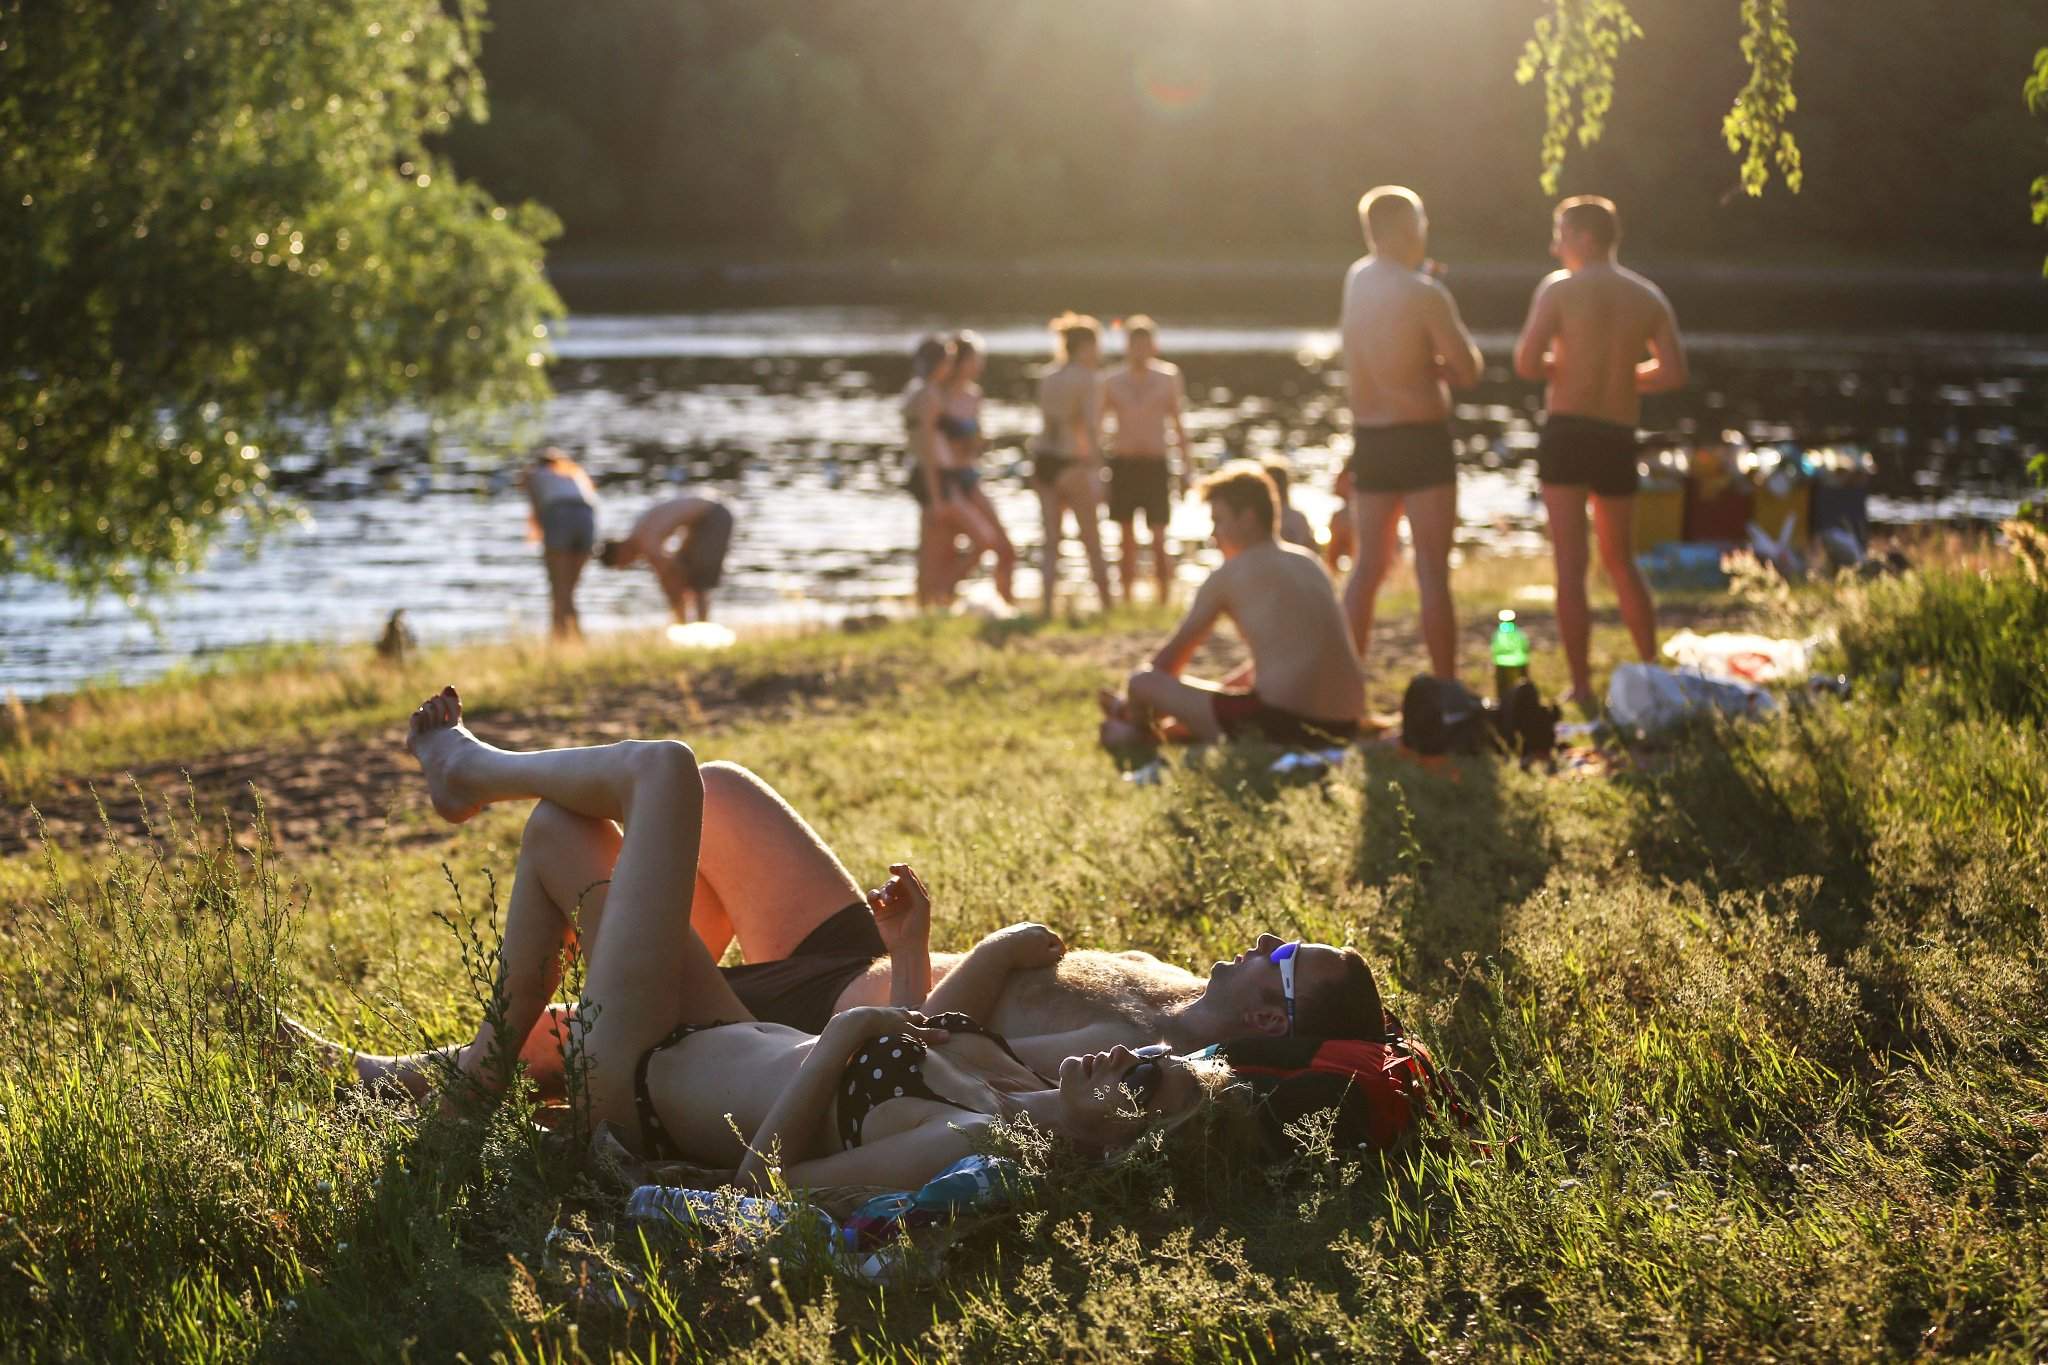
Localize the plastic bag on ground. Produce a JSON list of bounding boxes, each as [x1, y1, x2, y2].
[[1661, 629, 1812, 683], [1607, 663, 1775, 736]]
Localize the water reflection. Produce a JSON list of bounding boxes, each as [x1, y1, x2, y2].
[[2, 310, 2042, 699]]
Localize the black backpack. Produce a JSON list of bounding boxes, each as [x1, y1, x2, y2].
[[1400, 676, 1559, 759]]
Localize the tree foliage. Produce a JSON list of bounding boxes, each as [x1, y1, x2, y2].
[[2030, 46, 2048, 274], [0, 0, 562, 595]]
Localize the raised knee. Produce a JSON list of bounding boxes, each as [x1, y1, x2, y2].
[[525, 798, 593, 842], [629, 738, 700, 788]]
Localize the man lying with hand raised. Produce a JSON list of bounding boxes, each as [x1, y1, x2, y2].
[[1098, 460, 1366, 750]]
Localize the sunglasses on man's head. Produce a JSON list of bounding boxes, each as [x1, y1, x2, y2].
[[1119, 1043, 1175, 1109], [1269, 941, 1301, 1036]]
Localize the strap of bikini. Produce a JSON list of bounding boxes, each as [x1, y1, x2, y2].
[[924, 1012, 1054, 1086]]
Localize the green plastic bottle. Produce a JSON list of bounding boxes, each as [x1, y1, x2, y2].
[[1491, 609, 1531, 700]]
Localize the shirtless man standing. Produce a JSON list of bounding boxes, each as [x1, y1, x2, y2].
[[599, 494, 736, 624], [1101, 316, 1190, 604], [1032, 313, 1115, 617], [1513, 196, 1687, 709], [1339, 186, 1483, 680], [1098, 461, 1365, 749]]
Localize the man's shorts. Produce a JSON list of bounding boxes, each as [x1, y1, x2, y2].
[[680, 503, 735, 590], [1346, 423, 1457, 495], [538, 500, 596, 555], [719, 901, 884, 1033], [1536, 415, 1640, 498], [1210, 690, 1361, 748], [1107, 455, 1172, 526]]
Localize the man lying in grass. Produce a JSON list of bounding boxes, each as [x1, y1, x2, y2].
[[1099, 461, 1366, 750], [286, 688, 1391, 1188], [295, 690, 1388, 1100]]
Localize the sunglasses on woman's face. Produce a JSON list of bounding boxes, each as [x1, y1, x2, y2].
[[1269, 941, 1301, 1035], [1120, 1043, 1176, 1109]]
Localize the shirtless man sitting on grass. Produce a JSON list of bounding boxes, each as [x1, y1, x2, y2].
[[1097, 461, 1366, 750], [322, 696, 1391, 1099]]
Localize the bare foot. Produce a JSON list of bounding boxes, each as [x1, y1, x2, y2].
[[405, 685, 485, 823]]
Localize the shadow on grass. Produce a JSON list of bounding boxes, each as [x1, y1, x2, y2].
[[1353, 746, 1554, 990], [1619, 708, 1877, 953]]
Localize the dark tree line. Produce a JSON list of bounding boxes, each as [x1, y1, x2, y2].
[[443, 0, 2043, 267]]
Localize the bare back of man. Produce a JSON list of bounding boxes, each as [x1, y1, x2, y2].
[[1338, 188, 1482, 682], [1515, 196, 1687, 707], [1108, 463, 1364, 750]]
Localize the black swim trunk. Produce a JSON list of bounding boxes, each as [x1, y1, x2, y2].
[[679, 503, 734, 590], [1032, 451, 1078, 487], [1211, 690, 1361, 748], [537, 500, 596, 555], [1107, 455, 1171, 526], [718, 901, 884, 1034], [1536, 415, 1639, 497], [1346, 422, 1457, 495], [908, 467, 980, 507]]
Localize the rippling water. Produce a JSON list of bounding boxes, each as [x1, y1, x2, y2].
[[4, 308, 2043, 699]]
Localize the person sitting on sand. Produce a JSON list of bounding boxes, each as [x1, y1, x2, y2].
[[288, 700, 1390, 1097], [599, 495, 735, 624], [517, 448, 599, 640], [1260, 455, 1320, 555], [1099, 461, 1365, 749], [289, 687, 1266, 1188]]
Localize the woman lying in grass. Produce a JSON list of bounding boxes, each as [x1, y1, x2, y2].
[[292, 687, 1243, 1192]]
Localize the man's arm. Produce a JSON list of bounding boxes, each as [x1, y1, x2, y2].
[[919, 923, 1065, 1019], [1073, 374, 1104, 461], [1513, 277, 1562, 383], [1425, 284, 1484, 390], [1635, 288, 1689, 393], [1168, 369, 1191, 492], [1148, 572, 1229, 676]]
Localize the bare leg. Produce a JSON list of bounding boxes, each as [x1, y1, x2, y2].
[[1405, 482, 1459, 680], [404, 687, 745, 1137], [1343, 492, 1405, 667], [1149, 512, 1174, 606], [544, 551, 588, 639], [1125, 667, 1227, 743], [1542, 483, 1595, 702], [965, 487, 1018, 605], [1593, 493, 1658, 664], [1115, 516, 1138, 605], [1063, 474, 1114, 613], [1038, 486, 1064, 617]]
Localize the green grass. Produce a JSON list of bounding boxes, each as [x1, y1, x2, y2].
[[3, 562, 2046, 1361]]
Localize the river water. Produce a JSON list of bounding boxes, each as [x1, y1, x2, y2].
[[4, 308, 2044, 699]]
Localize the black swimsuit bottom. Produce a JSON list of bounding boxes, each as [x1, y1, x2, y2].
[[632, 1011, 1048, 1161]]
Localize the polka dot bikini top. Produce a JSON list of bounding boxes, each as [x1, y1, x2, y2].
[[835, 1011, 1050, 1150]]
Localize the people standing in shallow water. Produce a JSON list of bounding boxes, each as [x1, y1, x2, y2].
[[518, 448, 599, 640], [1338, 185, 1483, 681], [1514, 195, 1687, 714], [598, 494, 734, 624], [1033, 313, 1114, 616], [933, 330, 1018, 607], [1099, 461, 1366, 749], [1101, 316, 1190, 605]]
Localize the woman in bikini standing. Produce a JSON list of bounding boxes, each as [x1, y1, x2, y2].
[[307, 687, 1236, 1191], [933, 330, 1017, 607], [1032, 314, 1113, 617]]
